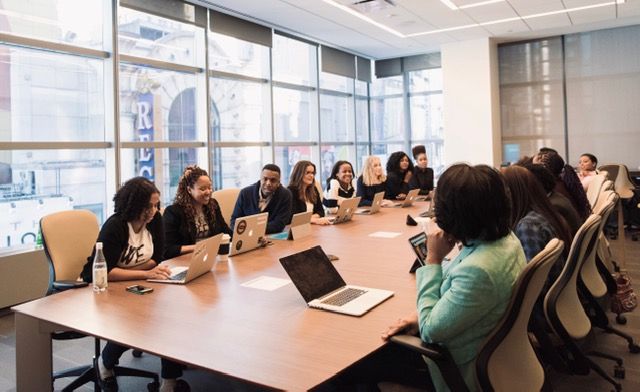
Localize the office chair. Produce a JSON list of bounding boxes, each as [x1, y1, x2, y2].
[[543, 215, 624, 392], [599, 164, 640, 242], [391, 239, 565, 392], [211, 187, 240, 224], [40, 210, 160, 391], [586, 174, 608, 209]]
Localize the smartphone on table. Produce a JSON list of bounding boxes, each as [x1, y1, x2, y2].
[[126, 285, 154, 295]]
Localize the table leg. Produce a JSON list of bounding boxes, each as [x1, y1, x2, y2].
[[15, 313, 56, 391]]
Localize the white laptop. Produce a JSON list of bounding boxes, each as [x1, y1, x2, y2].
[[148, 234, 221, 284], [268, 211, 312, 240], [229, 212, 269, 256], [327, 196, 361, 224], [279, 245, 394, 316], [419, 189, 437, 218], [355, 191, 384, 215], [389, 188, 420, 208]]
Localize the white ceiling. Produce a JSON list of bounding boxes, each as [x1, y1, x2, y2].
[[193, 0, 640, 59]]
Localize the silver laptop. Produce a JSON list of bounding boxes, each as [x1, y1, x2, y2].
[[390, 188, 420, 208], [355, 191, 384, 215], [148, 234, 221, 284], [268, 211, 312, 240], [327, 196, 361, 224], [279, 245, 394, 316], [229, 212, 269, 256], [419, 189, 436, 218]]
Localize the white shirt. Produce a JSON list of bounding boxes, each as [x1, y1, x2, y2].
[[117, 223, 154, 269]]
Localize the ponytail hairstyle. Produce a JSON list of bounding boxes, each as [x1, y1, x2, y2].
[[538, 152, 591, 219]]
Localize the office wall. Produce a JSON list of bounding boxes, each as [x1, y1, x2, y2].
[[442, 38, 502, 167]]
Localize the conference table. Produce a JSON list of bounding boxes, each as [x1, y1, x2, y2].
[[14, 202, 431, 391]]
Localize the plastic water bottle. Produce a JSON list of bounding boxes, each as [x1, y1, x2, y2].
[[92, 242, 108, 292]]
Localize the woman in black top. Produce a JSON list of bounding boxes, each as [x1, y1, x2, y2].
[[408, 145, 434, 195], [356, 156, 393, 207], [80, 177, 189, 392], [163, 165, 232, 260], [288, 160, 331, 225], [385, 151, 413, 200], [323, 160, 357, 214]]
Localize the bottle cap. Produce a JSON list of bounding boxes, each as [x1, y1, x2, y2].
[[95, 242, 103, 250]]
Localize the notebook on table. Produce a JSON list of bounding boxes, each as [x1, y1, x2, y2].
[[279, 245, 394, 316], [229, 212, 269, 256], [389, 188, 420, 208], [268, 211, 312, 240], [326, 196, 361, 224], [148, 234, 222, 284], [355, 191, 384, 215]]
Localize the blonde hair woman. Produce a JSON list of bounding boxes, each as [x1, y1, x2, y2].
[[356, 156, 392, 207]]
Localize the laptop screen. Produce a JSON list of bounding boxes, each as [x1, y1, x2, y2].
[[408, 232, 427, 265], [279, 246, 346, 303]]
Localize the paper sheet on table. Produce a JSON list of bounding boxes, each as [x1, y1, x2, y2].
[[241, 276, 291, 291], [368, 231, 402, 238], [412, 216, 430, 224]]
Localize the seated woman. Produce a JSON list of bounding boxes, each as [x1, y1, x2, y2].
[[385, 151, 413, 200], [577, 153, 599, 191], [356, 155, 391, 207], [322, 160, 357, 214], [80, 177, 189, 392], [381, 164, 526, 391], [288, 160, 331, 225], [408, 145, 434, 196], [163, 165, 232, 260], [535, 151, 591, 220]]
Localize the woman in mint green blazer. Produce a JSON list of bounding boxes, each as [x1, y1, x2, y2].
[[383, 164, 526, 391]]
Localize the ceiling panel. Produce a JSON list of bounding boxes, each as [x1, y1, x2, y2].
[[443, 25, 491, 40], [619, 2, 640, 18], [459, 2, 519, 23], [399, 0, 476, 28], [483, 19, 531, 35], [509, 0, 567, 16], [524, 13, 572, 30], [568, 5, 617, 25]]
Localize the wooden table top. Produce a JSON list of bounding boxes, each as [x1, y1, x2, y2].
[[13, 203, 430, 390]]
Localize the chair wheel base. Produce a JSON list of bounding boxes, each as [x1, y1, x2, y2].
[[147, 381, 159, 391], [629, 343, 640, 354], [616, 315, 627, 325], [614, 365, 625, 379], [132, 349, 143, 358]]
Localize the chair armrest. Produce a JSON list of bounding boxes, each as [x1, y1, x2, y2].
[[390, 335, 470, 392], [52, 280, 89, 291]]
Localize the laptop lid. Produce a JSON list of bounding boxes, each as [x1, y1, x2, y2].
[[331, 196, 361, 224], [229, 212, 269, 256], [279, 245, 346, 303], [368, 191, 384, 213], [148, 234, 221, 284], [401, 188, 420, 207], [289, 211, 312, 240]]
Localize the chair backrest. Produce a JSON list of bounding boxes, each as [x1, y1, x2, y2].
[[211, 188, 240, 225], [476, 239, 564, 392], [586, 174, 607, 209], [544, 214, 601, 340], [581, 191, 618, 298], [40, 210, 99, 282], [598, 164, 635, 199], [602, 180, 614, 191]]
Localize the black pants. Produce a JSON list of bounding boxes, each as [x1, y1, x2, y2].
[[102, 341, 184, 379]]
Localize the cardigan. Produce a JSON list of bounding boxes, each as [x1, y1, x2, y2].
[[163, 201, 232, 260], [323, 179, 357, 214], [356, 176, 386, 207], [416, 232, 525, 391], [80, 211, 165, 282], [230, 181, 292, 234], [289, 186, 325, 217], [409, 167, 434, 195]]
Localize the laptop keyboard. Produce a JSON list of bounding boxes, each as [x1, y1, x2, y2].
[[321, 287, 367, 306], [170, 270, 188, 281]]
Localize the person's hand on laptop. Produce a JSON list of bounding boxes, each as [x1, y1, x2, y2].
[[395, 193, 407, 200], [380, 199, 395, 208], [145, 264, 172, 280], [312, 216, 332, 225], [381, 312, 419, 341]]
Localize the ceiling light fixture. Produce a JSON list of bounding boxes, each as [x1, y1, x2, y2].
[[459, 0, 506, 10], [439, 0, 458, 11], [321, 0, 405, 37]]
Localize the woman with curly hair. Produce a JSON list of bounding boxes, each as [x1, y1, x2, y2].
[[385, 151, 414, 200], [163, 165, 232, 260], [288, 160, 331, 225], [535, 151, 591, 220], [80, 177, 189, 392]]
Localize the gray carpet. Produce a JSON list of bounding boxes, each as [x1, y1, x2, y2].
[[1, 232, 639, 391]]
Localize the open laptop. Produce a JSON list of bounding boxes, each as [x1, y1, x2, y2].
[[389, 188, 420, 208], [148, 234, 222, 284], [268, 211, 312, 240], [355, 191, 384, 215], [327, 196, 361, 224], [279, 245, 394, 316], [419, 189, 437, 218], [229, 212, 269, 256]]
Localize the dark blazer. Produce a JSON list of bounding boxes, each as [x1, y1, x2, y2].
[[288, 186, 325, 217], [80, 211, 164, 282], [163, 202, 232, 260], [230, 181, 293, 234], [409, 167, 434, 195], [385, 171, 410, 199], [356, 176, 386, 207]]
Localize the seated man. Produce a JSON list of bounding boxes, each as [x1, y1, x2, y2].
[[231, 164, 293, 234]]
